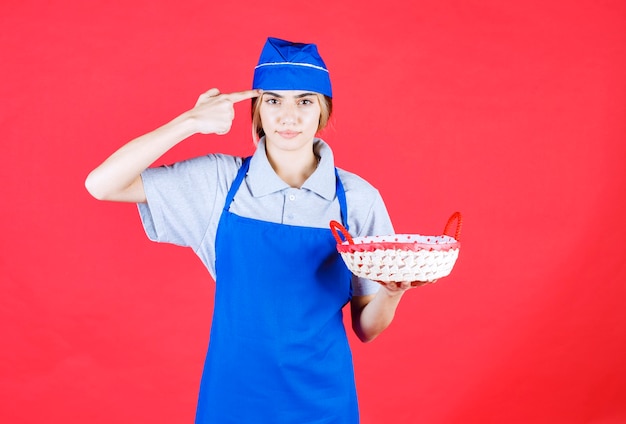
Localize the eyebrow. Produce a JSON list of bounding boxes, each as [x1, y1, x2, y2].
[[263, 91, 317, 99]]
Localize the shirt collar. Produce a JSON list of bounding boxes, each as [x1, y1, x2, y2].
[[246, 137, 337, 200]]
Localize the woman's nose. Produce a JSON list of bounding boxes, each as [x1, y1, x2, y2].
[[279, 104, 297, 124]]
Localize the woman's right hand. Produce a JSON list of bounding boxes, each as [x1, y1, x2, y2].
[[189, 88, 262, 135]]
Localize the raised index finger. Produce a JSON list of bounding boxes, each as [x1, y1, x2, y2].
[[226, 89, 263, 103]]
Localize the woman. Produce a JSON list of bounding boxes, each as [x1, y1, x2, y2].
[[86, 37, 425, 423]]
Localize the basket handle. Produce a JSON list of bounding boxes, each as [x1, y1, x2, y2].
[[329, 220, 354, 245], [443, 212, 462, 241]]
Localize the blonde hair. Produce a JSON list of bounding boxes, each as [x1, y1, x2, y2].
[[251, 94, 333, 145]]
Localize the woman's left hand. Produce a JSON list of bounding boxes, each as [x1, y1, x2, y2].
[[376, 280, 437, 293]]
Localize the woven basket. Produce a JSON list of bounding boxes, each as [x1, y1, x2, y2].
[[330, 212, 462, 283]]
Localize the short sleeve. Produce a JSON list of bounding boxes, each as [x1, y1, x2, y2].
[[137, 155, 221, 251], [351, 190, 395, 296]]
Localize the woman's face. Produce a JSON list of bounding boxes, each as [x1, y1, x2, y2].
[[259, 90, 322, 153]]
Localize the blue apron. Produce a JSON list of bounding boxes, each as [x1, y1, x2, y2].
[[195, 157, 359, 423]]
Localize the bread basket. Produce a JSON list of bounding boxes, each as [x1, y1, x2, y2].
[[330, 212, 462, 283]]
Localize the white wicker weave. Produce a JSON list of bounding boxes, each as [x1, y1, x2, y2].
[[330, 212, 462, 283]]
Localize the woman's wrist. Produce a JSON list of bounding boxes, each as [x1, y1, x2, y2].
[[170, 110, 203, 138]]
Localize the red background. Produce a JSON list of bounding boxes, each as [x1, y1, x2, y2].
[[2, 1, 625, 423]]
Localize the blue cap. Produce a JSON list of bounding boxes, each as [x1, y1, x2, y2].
[[252, 37, 332, 97]]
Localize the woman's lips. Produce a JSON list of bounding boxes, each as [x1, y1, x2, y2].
[[277, 131, 300, 139]]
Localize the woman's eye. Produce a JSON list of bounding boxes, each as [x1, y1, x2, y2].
[[265, 98, 279, 105], [299, 98, 313, 105]]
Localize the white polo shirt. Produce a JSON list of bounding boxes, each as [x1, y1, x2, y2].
[[138, 138, 394, 296]]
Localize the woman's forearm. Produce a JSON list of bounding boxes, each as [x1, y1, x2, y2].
[[85, 112, 197, 202], [85, 88, 260, 203], [352, 289, 405, 343]]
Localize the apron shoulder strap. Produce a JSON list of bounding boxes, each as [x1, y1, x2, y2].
[[223, 156, 251, 212], [334, 168, 349, 231]]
